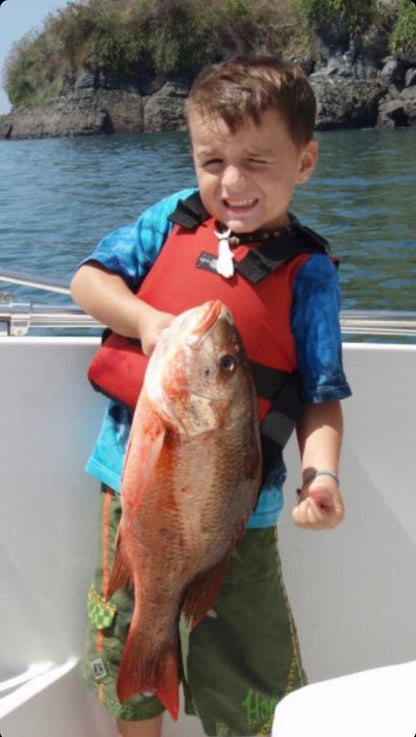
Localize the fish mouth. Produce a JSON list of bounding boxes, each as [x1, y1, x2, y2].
[[194, 300, 222, 335], [190, 300, 232, 343], [171, 301, 232, 347]]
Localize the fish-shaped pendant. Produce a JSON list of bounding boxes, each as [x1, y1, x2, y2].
[[214, 227, 234, 278]]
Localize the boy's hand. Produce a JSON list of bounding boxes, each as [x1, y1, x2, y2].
[[292, 478, 345, 531], [138, 305, 175, 357]]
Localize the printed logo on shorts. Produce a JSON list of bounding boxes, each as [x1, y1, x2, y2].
[[242, 689, 278, 733], [91, 657, 107, 681]]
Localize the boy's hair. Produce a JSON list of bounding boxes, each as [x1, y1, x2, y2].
[[186, 56, 316, 146]]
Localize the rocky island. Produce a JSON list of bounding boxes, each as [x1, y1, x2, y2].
[[1, 0, 416, 139]]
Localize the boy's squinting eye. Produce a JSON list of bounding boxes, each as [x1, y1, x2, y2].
[[201, 158, 223, 168], [246, 158, 270, 167]]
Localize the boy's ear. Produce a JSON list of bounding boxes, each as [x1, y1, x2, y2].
[[296, 140, 318, 184]]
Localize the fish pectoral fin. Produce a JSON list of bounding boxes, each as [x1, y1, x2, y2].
[[117, 634, 180, 721], [182, 551, 232, 629], [107, 534, 132, 599], [121, 401, 167, 516]]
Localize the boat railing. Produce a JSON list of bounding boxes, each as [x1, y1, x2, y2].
[[1, 269, 416, 338]]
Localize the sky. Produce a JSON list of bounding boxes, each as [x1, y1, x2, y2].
[[0, 0, 69, 114]]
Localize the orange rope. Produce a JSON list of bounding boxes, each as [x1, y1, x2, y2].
[[97, 488, 112, 657]]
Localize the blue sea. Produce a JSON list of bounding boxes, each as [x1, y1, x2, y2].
[[0, 128, 415, 313]]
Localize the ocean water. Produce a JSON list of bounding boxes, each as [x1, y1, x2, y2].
[[0, 128, 415, 313]]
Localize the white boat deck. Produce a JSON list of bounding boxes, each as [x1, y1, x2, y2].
[[0, 337, 415, 736]]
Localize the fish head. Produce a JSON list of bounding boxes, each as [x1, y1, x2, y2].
[[145, 300, 257, 436]]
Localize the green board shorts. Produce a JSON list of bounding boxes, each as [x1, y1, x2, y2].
[[82, 486, 306, 736]]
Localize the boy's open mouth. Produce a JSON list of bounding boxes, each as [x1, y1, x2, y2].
[[223, 197, 258, 212]]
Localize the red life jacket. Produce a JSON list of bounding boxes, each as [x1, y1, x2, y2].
[[88, 192, 332, 477]]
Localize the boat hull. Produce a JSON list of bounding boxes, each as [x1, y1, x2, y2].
[[0, 338, 415, 736]]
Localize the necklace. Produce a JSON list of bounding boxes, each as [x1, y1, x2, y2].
[[213, 215, 299, 279]]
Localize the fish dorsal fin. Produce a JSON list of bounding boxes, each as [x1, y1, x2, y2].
[[121, 392, 166, 517]]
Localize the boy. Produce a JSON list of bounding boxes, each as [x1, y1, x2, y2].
[[71, 56, 351, 737]]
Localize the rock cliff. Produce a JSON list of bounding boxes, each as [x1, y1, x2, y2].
[[1, 32, 415, 139]]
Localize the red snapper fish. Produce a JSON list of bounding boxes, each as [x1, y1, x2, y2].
[[107, 299, 262, 719]]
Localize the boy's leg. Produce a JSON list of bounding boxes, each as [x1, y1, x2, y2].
[[82, 486, 166, 724], [180, 527, 305, 737], [117, 714, 163, 737]]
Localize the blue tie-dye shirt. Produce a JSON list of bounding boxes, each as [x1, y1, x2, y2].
[[83, 188, 351, 528]]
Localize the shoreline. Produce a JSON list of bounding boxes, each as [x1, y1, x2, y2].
[[1, 55, 415, 140]]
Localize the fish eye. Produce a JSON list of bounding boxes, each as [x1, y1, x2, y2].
[[219, 354, 236, 372]]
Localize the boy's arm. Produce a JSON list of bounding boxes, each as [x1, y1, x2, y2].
[[71, 188, 198, 355], [292, 400, 345, 530], [70, 263, 173, 356]]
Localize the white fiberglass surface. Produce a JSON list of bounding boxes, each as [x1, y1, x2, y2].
[[0, 338, 414, 736], [280, 342, 416, 681], [273, 660, 416, 736]]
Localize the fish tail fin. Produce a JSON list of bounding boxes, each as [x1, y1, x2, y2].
[[155, 641, 180, 721], [117, 631, 180, 722], [182, 551, 231, 628], [107, 533, 132, 600]]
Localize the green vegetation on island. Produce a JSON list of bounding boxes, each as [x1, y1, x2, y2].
[[3, 0, 416, 109]]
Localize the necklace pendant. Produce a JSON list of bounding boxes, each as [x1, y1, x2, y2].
[[214, 227, 234, 278]]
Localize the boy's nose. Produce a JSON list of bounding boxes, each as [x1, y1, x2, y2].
[[221, 165, 246, 190]]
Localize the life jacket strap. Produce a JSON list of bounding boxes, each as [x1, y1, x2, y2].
[[168, 192, 210, 228], [249, 361, 288, 400], [259, 371, 303, 481], [169, 192, 333, 284]]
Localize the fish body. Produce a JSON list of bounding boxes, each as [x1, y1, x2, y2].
[[108, 300, 262, 719]]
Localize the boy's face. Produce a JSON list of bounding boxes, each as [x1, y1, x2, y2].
[[189, 107, 318, 233]]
